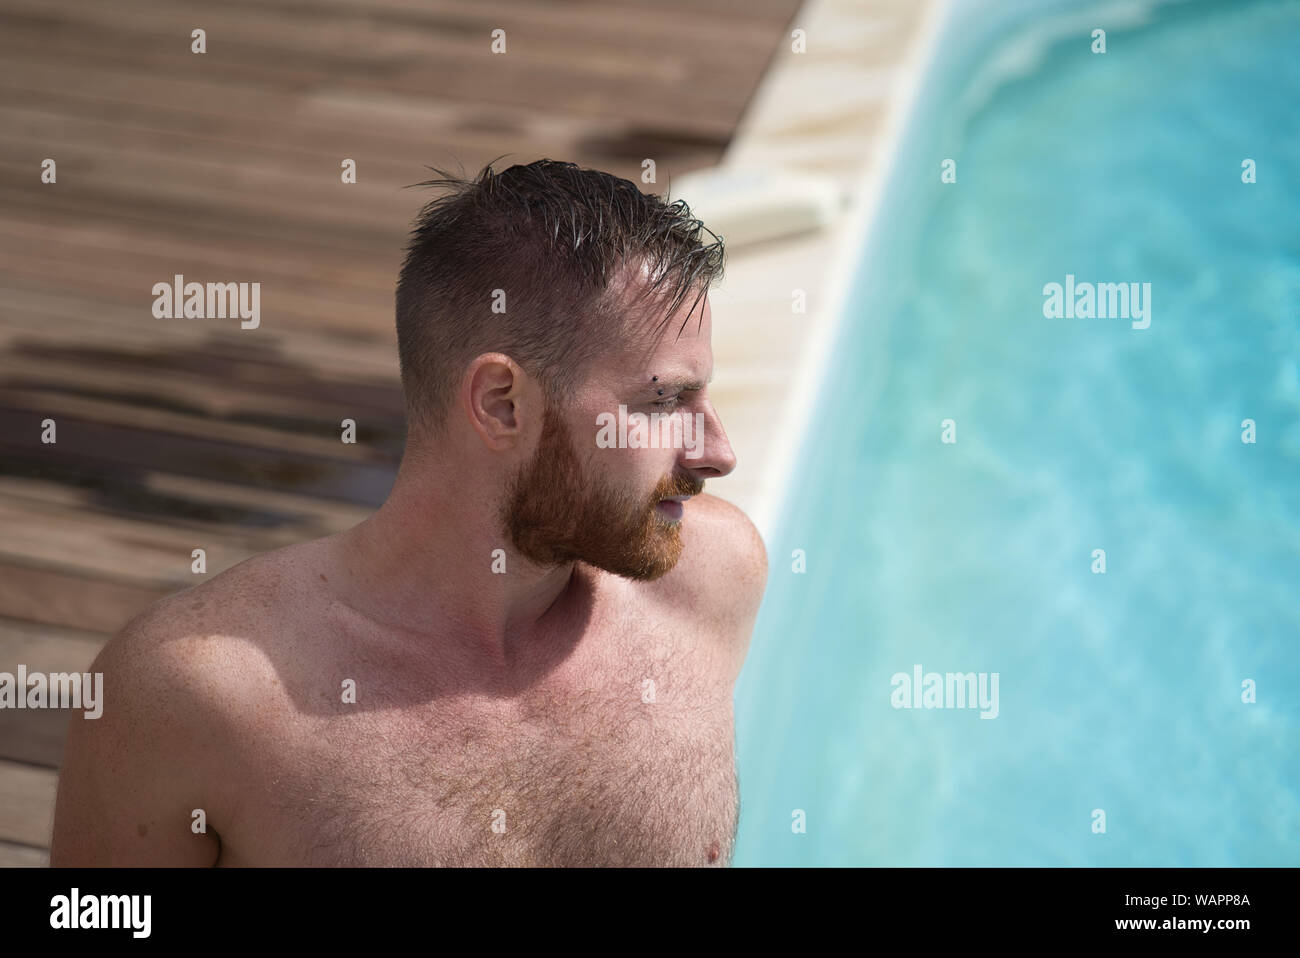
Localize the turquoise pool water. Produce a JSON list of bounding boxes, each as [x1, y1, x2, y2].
[[734, 0, 1300, 866]]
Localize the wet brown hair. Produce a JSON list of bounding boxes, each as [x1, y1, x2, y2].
[[395, 158, 725, 437]]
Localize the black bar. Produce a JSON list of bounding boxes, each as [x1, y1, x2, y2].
[[0, 866, 1286, 944]]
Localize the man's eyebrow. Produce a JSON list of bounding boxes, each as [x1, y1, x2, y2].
[[648, 373, 712, 391]]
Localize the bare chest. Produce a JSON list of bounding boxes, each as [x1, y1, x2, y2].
[[231, 634, 740, 866]]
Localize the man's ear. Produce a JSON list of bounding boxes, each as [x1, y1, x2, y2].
[[462, 353, 531, 450]]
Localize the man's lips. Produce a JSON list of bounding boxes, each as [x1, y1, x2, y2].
[[655, 494, 691, 521]]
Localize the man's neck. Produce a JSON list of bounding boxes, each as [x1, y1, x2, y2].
[[328, 458, 588, 672]]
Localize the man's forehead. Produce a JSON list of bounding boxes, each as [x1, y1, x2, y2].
[[616, 295, 713, 384]]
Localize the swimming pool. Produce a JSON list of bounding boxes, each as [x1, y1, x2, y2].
[[734, 0, 1300, 866]]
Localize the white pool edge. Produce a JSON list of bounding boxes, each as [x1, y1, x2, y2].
[[748, 0, 955, 544]]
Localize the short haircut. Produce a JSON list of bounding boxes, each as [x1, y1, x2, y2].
[[395, 158, 725, 436]]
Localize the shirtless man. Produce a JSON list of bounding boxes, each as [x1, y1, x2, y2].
[[50, 159, 768, 867]]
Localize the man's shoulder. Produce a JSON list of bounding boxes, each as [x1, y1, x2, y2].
[[116, 544, 293, 641], [683, 492, 768, 573], [97, 542, 319, 721], [650, 492, 768, 629], [51, 545, 322, 865]]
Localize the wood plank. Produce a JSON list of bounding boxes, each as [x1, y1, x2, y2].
[[0, 404, 399, 508], [0, 498, 265, 588], [2, 0, 780, 97], [0, 839, 48, 867], [0, 354, 398, 430], [0, 208, 396, 299], [0, 390, 400, 463], [0, 212, 397, 322], [0, 284, 401, 380], [0, 759, 58, 848], [0, 619, 106, 769], [218, 0, 800, 20], [0, 58, 727, 185], [0, 564, 172, 635], [0, 618, 107, 671], [0, 177, 402, 266], [0, 474, 370, 536], [0, 12, 755, 137]]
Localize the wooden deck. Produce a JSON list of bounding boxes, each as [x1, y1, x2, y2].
[[0, 0, 799, 865]]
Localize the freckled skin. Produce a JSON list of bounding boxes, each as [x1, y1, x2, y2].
[[51, 496, 765, 866]]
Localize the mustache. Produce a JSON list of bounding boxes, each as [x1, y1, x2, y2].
[[654, 473, 705, 501]]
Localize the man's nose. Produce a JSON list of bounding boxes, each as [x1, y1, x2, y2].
[[681, 401, 736, 479]]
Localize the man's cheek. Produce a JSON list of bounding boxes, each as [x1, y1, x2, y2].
[[627, 411, 650, 449]]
